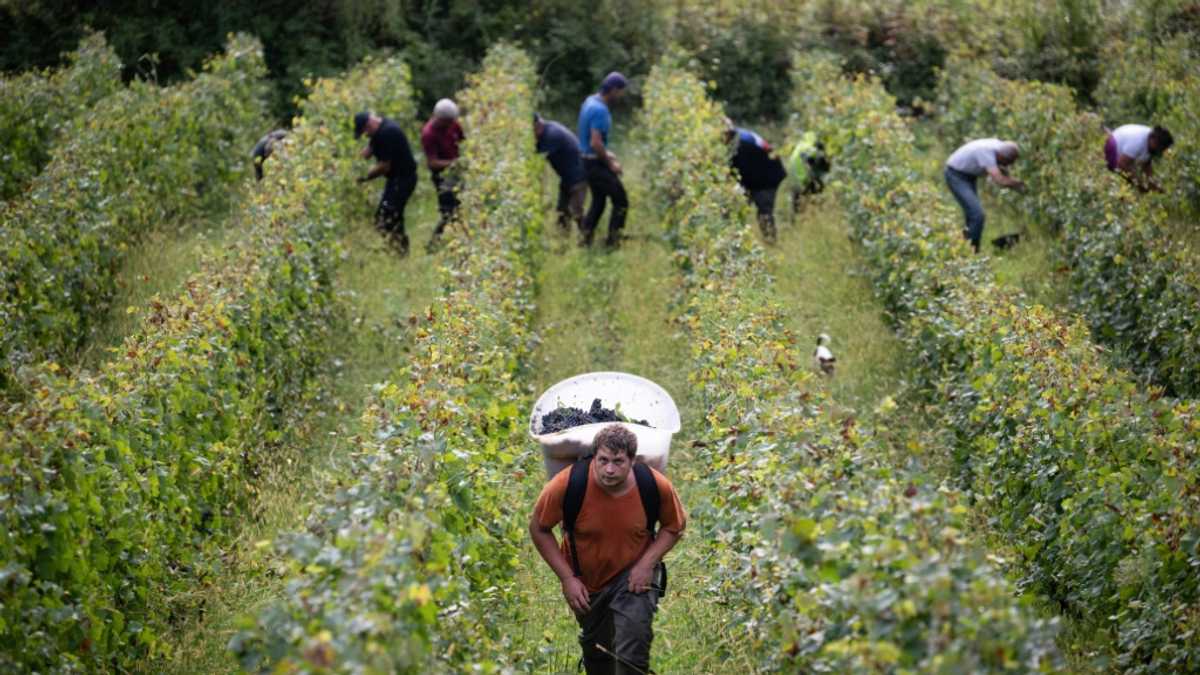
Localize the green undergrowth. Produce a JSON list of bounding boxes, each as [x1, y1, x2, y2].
[[137, 185, 442, 674], [78, 183, 252, 369]]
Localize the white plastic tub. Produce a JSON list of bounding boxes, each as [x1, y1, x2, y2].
[[529, 371, 682, 478]]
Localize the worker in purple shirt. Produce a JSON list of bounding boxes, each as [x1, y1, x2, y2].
[[1104, 124, 1174, 193], [535, 113, 587, 233], [578, 72, 628, 248]]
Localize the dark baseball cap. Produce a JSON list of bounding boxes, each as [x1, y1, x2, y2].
[[353, 111, 370, 139], [600, 72, 627, 93]]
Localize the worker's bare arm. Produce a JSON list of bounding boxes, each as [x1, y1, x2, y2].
[[530, 514, 591, 613], [987, 165, 1025, 191], [359, 160, 391, 182], [589, 128, 622, 175], [628, 528, 681, 594]]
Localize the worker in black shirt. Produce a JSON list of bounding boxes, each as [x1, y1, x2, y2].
[[726, 119, 787, 242], [354, 110, 419, 256]]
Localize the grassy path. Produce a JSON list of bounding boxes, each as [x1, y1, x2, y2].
[[137, 181, 441, 673], [767, 190, 906, 414], [76, 190, 247, 368], [506, 128, 946, 673], [504, 139, 754, 673]]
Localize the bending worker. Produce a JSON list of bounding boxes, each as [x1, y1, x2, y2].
[[354, 110, 418, 255], [535, 113, 587, 232], [944, 138, 1024, 253], [251, 129, 287, 181], [1104, 123, 1174, 193], [726, 119, 787, 242], [531, 425, 686, 675], [421, 98, 465, 249]]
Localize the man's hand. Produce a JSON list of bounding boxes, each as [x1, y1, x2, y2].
[[356, 175, 369, 185], [562, 576, 591, 614], [627, 562, 654, 594], [610, 159, 623, 176]]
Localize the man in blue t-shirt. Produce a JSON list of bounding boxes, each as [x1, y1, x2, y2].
[[577, 72, 628, 248], [534, 113, 587, 232], [353, 110, 419, 256]]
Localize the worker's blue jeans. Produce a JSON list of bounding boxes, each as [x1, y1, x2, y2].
[[944, 166, 984, 252]]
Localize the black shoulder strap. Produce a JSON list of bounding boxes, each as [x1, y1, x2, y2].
[[563, 455, 591, 578], [633, 463, 661, 539]]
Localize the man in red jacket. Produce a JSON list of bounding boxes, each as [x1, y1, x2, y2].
[[421, 97, 465, 251]]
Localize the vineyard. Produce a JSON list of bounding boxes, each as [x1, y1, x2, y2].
[[2, 5, 1200, 674]]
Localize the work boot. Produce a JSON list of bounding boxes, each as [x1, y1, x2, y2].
[[425, 233, 443, 254], [604, 232, 621, 249], [387, 233, 409, 257], [759, 215, 777, 244]]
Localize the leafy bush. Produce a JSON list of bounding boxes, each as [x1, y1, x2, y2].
[[799, 53, 1200, 671], [0, 31, 122, 200], [803, 1, 949, 109], [230, 43, 542, 673], [938, 57, 1200, 398], [0, 52, 414, 672], [0, 33, 269, 394], [642, 55, 1061, 672]]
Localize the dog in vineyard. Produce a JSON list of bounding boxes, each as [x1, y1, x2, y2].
[[814, 333, 836, 376]]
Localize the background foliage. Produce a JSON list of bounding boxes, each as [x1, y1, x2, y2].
[[10, 0, 1195, 122]]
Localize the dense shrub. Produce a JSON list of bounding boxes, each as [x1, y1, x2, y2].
[[0, 34, 268, 393], [0, 31, 122, 200], [804, 1, 949, 109], [0, 53, 414, 672], [798, 53, 1200, 671], [642, 55, 1061, 672], [938, 57, 1200, 398], [230, 44, 542, 673]]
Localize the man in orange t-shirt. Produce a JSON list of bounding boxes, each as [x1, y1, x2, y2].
[[531, 425, 686, 674]]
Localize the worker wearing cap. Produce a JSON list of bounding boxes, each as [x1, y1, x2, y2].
[[421, 98, 465, 250], [534, 113, 587, 232], [578, 72, 628, 248], [354, 110, 418, 255]]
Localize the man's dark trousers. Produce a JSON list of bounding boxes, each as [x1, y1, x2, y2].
[[582, 158, 627, 246], [378, 172, 416, 254], [431, 169, 460, 236], [576, 566, 660, 674]]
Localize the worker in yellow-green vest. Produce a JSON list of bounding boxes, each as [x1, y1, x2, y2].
[[788, 131, 830, 213]]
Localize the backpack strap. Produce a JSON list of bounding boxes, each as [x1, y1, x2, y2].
[[632, 463, 661, 539], [562, 454, 592, 578], [633, 462, 668, 598]]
